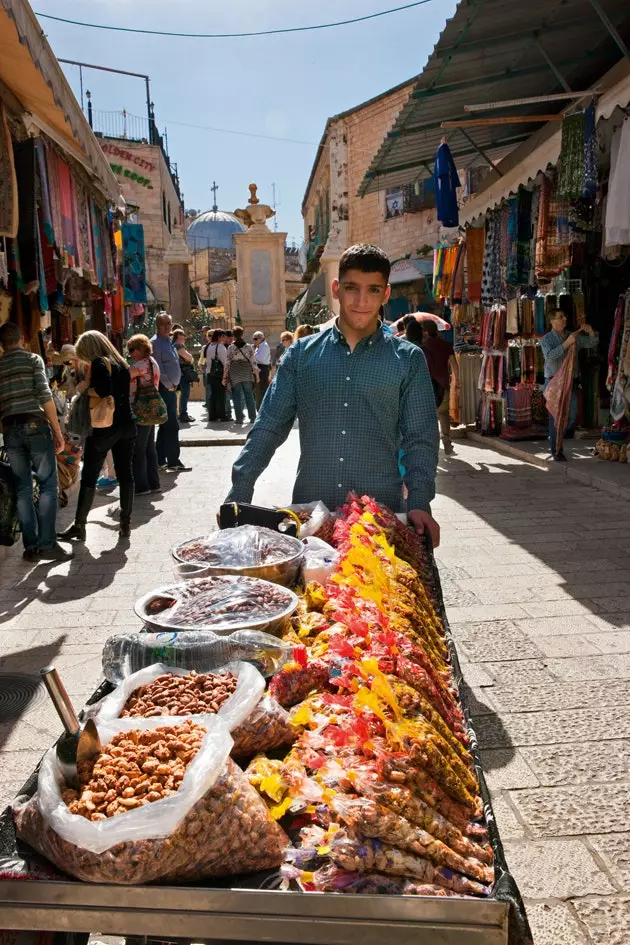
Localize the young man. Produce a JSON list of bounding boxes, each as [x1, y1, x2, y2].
[[151, 312, 191, 472], [224, 244, 440, 545], [540, 310, 598, 461], [0, 323, 72, 561], [422, 320, 460, 456], [252, 331, 271, 408]]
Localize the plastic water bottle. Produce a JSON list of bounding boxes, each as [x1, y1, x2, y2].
[[102, 629, 293, 684]]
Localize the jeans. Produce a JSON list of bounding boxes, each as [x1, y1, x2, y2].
[[81, 422, 137, 488], [545, 382, 578, 456], [4, 419, 58, 551], [156, 386, 180, 466], [208, 376, 226, 421], [231, 382, 256, 423], [133, 424, 160, 492], [178, 377, 191, 420]]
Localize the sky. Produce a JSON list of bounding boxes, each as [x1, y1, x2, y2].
[[35, 0, 458, 245]]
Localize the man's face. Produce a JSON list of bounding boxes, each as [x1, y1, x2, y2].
[[219, 333, 227, 344], [551, 313, 567, 334], [332, 269, 390, 333], [158, 316, 172, 336]]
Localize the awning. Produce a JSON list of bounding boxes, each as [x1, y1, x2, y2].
[[305, 271, 326, 301], [389, 257, 433, 285], [460, 59, 630, 223], [0, 0, 121, 204], [360, 0, 630, 197]]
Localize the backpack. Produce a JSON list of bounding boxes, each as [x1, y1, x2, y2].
[[208, 344, 224, 380]]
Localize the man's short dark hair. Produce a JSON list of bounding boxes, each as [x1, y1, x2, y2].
[[339, 244, 391, 282], [0, 322, 23, 348]]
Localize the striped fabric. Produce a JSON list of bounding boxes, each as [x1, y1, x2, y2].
[[0, 348, 52, 420]]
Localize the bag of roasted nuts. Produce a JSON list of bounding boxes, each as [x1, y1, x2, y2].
[[13, 718, 288, 884]]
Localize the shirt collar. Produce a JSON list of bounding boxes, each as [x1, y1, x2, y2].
[[331, 318, 386, 349]]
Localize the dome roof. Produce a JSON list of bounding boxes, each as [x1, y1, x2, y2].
[[186, 209, 247, 251]]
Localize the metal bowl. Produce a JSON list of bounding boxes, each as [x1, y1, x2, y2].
[[171, 530, 304, 588], [134, 574, 299, 637]]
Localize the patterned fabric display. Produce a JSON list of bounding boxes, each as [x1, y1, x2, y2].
[[0, 104, 18, 239], [481, 210, 501, 305], [121, 223, 147, 303]]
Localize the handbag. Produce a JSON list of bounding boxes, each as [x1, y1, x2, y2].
[[88, 359, 115, 429], [134, 361, 168, 426], [0, 449, 19, 547], [208, 344, 224, 380], [67, 392, 92, 437], [180, 357, 198, 384]]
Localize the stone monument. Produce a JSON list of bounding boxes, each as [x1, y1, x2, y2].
[[164, 225, 192, 325], [232, 185, 287, 344]]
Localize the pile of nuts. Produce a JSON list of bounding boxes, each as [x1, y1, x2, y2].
[[121, 671, 238, 718], [62, 721, 205, 821]]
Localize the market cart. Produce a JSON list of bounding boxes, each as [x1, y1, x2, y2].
[[0, 506, 532, 945]]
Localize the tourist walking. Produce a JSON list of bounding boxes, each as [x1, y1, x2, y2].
[[225, 327, 259, 425], [128, 334, 163, 496], [421, 320, 460, 455], [0, 322, 72, 562], [173, 328, 197, 424], [205, 329, 228, 421], [59, 330, 136, 542], [252, 331, 271, 408], [151, 312, 190, 472], [274, 330, 294, 372]]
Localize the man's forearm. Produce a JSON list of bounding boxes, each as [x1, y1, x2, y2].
[[42, 399, 62, 434], [225, 423, 293, 503]]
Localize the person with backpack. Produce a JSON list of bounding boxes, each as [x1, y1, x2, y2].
[[224, 328, 259, 425], [204, 329, 228, 422], [173, 328, 197, 424]]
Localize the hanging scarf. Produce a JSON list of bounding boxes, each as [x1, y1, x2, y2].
[[46, 143, 63, 254], [450, 239, 466, 303], [0, 103, 18, 239], [506, 189, 533, 286], [56, 155, 78, 263], [583, 103, 597, 199], [481, 210, 501, 305], [557, 113, 585, 199], [34, 139, 54, 247], [544, 343, 576, 454], [465, 225, 485, 303]]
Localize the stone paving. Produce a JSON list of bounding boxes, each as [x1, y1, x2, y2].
[[1, 434, 629, 944]]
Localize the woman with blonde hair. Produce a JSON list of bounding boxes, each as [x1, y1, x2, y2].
[[128, 334, 162, 496], [59, 330, 136, 541]]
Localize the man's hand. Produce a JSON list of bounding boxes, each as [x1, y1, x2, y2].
[[53, 427, 65, 454], [408, 509, 440, 548]]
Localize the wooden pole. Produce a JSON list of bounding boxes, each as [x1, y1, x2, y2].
[[441, 115, 563, 129]]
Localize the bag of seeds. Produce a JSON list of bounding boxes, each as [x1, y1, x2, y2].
[[13, 718, 288, 884], [88, 661, 265, 734]]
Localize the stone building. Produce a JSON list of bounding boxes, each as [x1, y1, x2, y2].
[[302, 78, 442, 317], [97, 136, 183, 305]]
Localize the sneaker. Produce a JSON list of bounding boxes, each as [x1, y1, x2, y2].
[[39, 542, 74, 562], [443, 440, 455, 455], [97, 476, 118, 489], [167, 461, 192, 472], [158, 463, 168, 471], [22, 549, 40, 563], [180, 416, 196, 424]]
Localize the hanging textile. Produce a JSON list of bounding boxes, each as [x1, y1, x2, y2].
[[38, 208, 56, 296], [605, 118, 630, 249], [121, 222, 147, 304], [506, 299, 518, 334], [504, 386, 533, 429], [13, 139, 38, 291], [466, 225, 485, 303], [583, 103, 597, 200], [0, 104, 18, 239], [521, 299, 534, 338], [544, 343, 576, 454], [506, 189, 533, 286], [75, 182, 95, 277], [557, 113, 585, 199], [536, 174, 571, 279], [450, 239, 466, 303], [608, 292, 630, 421], [56, 155, 78, 263], [528, 186, 540, 285], [34, 139, 54, 247], [434, 141, 460, 228], [432, 244, 458, 300], [46, 143, 63, 254], [481, 210, 501, 305]]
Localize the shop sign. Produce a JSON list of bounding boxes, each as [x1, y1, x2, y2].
[[109, 163, 153, 189]]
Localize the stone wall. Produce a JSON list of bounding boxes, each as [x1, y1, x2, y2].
[[98, 138, 182, 304]]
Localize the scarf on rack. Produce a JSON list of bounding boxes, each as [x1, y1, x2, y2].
[[450, 239, 466, 303], [433, 244, 458, 300], [13, 139, 38, 290], [0, 103, 18, 239], [583, 104, 598, 199], [34, 139, 54, 247], [557, 113, 585, 200], [544, 342, 576, 453], [466, 225, 485, 303], [46, 144, 63, 254], [75, 181, 95, 277], [506, 189, 533, 287], [481, 210, 501, 305], [56, 154, 78, 263], [121, 222, 147, 304]]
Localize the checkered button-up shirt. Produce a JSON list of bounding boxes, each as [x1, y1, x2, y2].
[[227, 321, 439, 513]]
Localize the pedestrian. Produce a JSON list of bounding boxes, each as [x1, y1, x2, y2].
[[128, 334, 162, 496], [252, 331, 271, 408], [198, 325, 211, 411], [223, 330, 235, 421], [58, 330, 136, 542], [0, 322, 72, 562], [274, 331, 294, 369], [224, 243, 440, 545], [294, 324, 314, 340], [541, 310, 598, 461], [225, 327, 259, 425], [205, 329, 228, 421], [173, 328, 197, 424], [421, 320, 460, 455], [151, 312, 191, 472]]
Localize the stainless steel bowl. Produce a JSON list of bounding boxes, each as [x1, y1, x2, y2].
[[171, 531, 304, 587], [135, 574, 299, 637]]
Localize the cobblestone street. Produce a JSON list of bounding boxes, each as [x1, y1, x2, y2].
[[1, 431, 629, 944]]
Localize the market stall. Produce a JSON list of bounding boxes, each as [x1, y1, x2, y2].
[[0, 498, 531, 945]]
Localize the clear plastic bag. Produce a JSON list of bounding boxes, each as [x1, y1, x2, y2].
[[284, 502, 333, 539], [13, 717, 288, 884], [173, 525, 302, 568], [301, 536, 339, 585], [231, 694, 297, 756], [87, 661, 265, 734]]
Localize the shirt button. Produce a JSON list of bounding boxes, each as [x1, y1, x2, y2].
[[344, 403, 348, 407], [346, 376, 350, 381], [347, 351, 351, 356], [368, 341, 373, 346], [341, 430, 346, 435], [339, 457, 344, 462], [338, 483, 343, 488]]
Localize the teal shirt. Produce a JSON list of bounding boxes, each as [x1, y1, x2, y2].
[[227, 322, 439, 513]]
